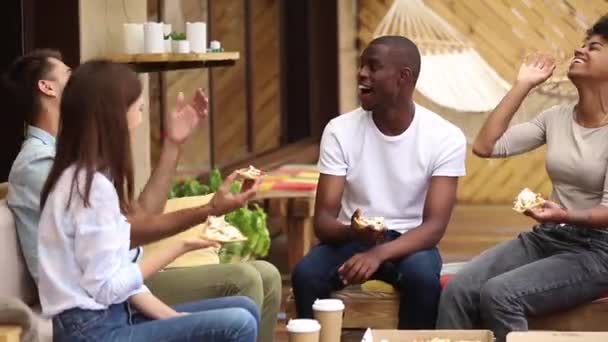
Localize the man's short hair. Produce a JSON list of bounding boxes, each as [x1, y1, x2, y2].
[[3, 49, 63, 125], [370, 35, 421, 84]]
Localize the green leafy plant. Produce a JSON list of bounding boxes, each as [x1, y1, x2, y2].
[[168, 168, 270, 263], [167, 32, 186, 40], [168, 178, 210, 198], [223, 204, 271, 262]]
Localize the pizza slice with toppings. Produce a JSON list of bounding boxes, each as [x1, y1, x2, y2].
[[513, 188, 545, 213], [201, 215, 248, 243]]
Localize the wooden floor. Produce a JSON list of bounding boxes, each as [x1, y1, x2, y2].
[[273, 204, 535, 341], [439, 204, 535, 263]]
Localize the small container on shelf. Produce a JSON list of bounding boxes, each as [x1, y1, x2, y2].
[[173, 40, 190, 53], [186, 22, 207, 53], [208, 40, 224, 53], [169, 32, 189, 53], [123, 23, 144, 54], [143, 22, 164, 53]]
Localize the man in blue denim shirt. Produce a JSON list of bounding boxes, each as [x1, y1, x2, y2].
[[7, 50, 68, 282], [8, 125, 57, 281], [5, 50, 281, 342]]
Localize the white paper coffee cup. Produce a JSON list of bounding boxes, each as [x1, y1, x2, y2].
[[313, 299, 344, 342], [286, 319, 320, 342], [312, 299, 345, 312]]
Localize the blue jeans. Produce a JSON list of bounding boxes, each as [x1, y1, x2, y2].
[[292, 230, 442, 328], [52, 296, 259, 342]]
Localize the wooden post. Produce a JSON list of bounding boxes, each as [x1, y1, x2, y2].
[[287, 197, 316, 271], [0, 326, 22, 342]]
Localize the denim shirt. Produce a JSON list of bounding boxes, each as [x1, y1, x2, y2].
[[8, 126, 143, 284], [7, 126, 56, 282]]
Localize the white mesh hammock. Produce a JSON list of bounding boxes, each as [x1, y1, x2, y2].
[[374, 0, 579, 116], [374, 0, 511, 112]]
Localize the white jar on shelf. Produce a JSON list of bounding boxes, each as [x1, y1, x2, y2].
[[186, 22, 207, 53]]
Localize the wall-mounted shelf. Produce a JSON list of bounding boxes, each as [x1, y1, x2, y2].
[[109, 52, 239, 72]]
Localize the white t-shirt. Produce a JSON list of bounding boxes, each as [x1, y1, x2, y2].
[[318, 104, 467, 233]]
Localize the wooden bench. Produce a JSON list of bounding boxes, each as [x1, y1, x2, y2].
[[286, 279, 608, 332], [285, 284, 399, 329]]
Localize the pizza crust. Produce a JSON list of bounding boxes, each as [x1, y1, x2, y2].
[[513, 188, 545, 213], [236, 165, 262, 180], [351, 209, 386, 231], [201, 216, 247, 243]]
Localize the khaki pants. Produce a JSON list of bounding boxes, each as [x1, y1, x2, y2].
[[146, 260, 282, 342]]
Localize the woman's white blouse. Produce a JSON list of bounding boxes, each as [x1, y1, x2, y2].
[[38, 165, 147, 317]]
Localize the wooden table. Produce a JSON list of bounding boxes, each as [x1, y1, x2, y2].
[[144, 189, 318, 271], [259, 193, 315, 271], [256, 164, 318, 271], [144, 164, 319, 272]]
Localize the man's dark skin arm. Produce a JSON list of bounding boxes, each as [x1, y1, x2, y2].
[[314, 174, 383, 244], [313, 174, 351, 243], [339, 176, 458, 285]]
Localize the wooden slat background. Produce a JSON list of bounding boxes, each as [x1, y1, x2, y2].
[[356, 0, 608, 204], [210, 0, 249, 166], [251, 0, 282, 153], [149, 0, 212, 173], [148, 0, 282, 174]]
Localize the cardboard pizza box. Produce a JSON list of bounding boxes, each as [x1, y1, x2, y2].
[[507, 331, 608, 342], [362, 329, 494, 342]]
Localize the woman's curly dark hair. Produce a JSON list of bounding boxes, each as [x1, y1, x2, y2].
[[587, 15, 608, 40]]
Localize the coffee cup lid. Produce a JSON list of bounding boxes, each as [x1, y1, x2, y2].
[[286, 319, 321, 333], [312, 298, 345, 312]]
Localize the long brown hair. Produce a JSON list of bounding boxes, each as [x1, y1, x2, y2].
[[41, 60, 142, 213]]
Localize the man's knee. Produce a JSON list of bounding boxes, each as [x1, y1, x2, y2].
[[398, 262, 440, 291], [291, 256, 316, 288], [224, 263, 264, 296], [250, 260, 281, 291]]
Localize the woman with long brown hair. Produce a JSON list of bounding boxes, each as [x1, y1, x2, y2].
[[38, 60, 259, 341], [437, 15, 608, 342]]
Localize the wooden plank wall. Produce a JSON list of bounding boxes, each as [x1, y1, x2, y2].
[[80, 0, 151, 194], [210, 0, 249, 166], [356, 0, 608, 204], [148, 0, 282, 174], [251, 0, 282, 153], [149, 0, 212, 174]]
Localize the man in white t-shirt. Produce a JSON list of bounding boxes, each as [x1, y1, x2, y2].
[[291, 36, 467, 328]]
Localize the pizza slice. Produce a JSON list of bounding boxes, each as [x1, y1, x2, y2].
[[351, 209, 386, 231], [236, 165, 263, 180], [201, 216, 248, 243], [513, 188, 545, 213]]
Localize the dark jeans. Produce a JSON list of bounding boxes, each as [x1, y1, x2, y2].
[[291, 230, 442, 328], [437, 223, 608, 342], [52, 296, 259, 342]]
